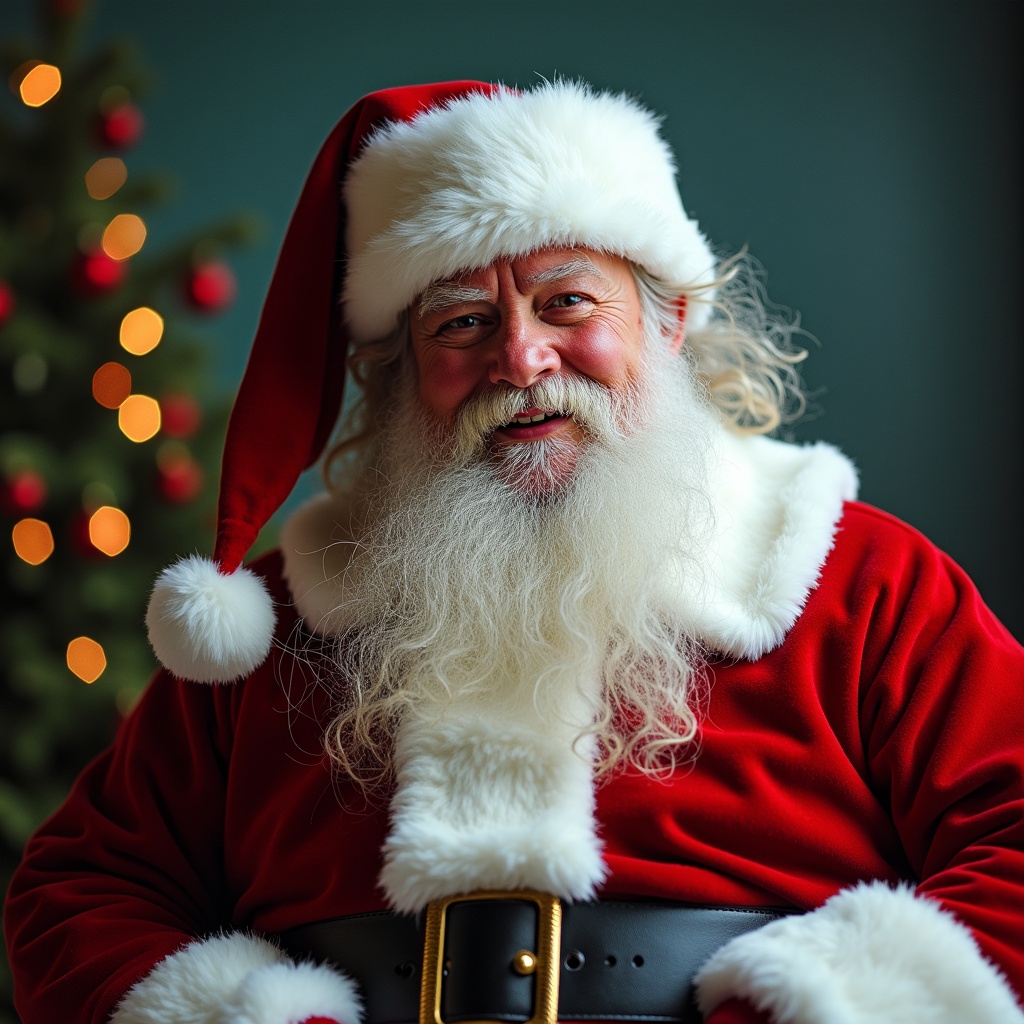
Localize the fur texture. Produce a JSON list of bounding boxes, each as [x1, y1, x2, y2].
[[146, 555, 275, 683], [695, 882, 1024, 1024], [344, 80, 716, 342], [111, 932, 362, 1024], [381, 712, 606, 913]]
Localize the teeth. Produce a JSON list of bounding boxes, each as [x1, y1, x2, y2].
[[511, 412, 552, 425]]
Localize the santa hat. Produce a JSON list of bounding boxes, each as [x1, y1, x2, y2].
[[146, 79, 717, 683]]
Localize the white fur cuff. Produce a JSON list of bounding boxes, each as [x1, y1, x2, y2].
[[695, 882, 1022, 1024], [111, 932, 363, 1024]]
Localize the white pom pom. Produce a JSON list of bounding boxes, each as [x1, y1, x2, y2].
[[146, 556, 275, 683]]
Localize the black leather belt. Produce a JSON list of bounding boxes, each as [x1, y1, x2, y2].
[[280, 891, 786, 1024]]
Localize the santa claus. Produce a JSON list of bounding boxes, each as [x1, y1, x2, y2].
[[6, 80, 1023, 1024]]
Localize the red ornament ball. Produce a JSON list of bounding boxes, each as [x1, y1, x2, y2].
[[96, 103, 145, 149], [157, 455, 203, 504], [0, 280, 15, 325], [74, 249, 125, 294], [185, 261, 236, 313], [2, 470, 47, 515], [160, 393, 202, 439]]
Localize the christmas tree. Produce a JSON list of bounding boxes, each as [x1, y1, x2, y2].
[[0, 3, 253, 1017]]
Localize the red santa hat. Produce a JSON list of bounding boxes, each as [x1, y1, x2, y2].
[[146, 79, 717, 683]]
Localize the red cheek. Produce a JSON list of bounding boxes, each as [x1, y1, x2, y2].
[[559, 330, 640, 389], [415, 350, 487, 422]]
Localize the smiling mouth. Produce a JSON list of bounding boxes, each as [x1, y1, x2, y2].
[[501, 409, 565, 429]]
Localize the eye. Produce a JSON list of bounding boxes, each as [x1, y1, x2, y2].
[[542, 292, 593, 321], [443, 314, 487, 330], [432, 312, 494, 346], [549, 293, 586, 308]]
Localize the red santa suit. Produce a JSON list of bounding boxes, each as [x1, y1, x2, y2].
[[6, 429, 1023, 1024]]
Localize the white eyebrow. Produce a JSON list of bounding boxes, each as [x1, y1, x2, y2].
[[416, 256, 609, 319], [416, 283, 492, 318], [522, 256, 608, 288]]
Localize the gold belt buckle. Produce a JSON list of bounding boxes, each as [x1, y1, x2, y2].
[[419, 889, 562, 1024]]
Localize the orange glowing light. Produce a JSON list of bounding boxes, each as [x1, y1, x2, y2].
[[66, 636, 106, 683], [11, 518, 54, 565], [119, 307, 164, 355], [118, 394, 161, 442], [16, 63, 61, 107], [101, 213, 146, 261], [85, 157, 128, 200], [88, 505, 130, 557], [92, 361, 132, 409]]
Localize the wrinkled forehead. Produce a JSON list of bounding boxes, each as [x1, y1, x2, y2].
[[414, 248, 624, 318]]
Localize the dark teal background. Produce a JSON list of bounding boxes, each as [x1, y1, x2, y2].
[[4, 0, 1021, 637]]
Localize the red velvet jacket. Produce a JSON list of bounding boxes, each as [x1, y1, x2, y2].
[[6, 502, 1024, 1023]]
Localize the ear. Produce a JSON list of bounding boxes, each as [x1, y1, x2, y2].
[[668, 295, 687, 354]]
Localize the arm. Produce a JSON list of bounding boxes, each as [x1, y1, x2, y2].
[[697, 509, 1024, 1023], [4, 667, 358, 1024]]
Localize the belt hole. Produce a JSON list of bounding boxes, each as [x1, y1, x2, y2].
[[604, 954, 617, 967], [395, 961, 415, 979], [632, 954, 645, 967], [564, 950, 585, 971]]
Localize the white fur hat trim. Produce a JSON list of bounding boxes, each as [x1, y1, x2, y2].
[[344, 80, 716, 342], [146, 555, 275, 684]]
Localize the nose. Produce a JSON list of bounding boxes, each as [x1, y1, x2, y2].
[[487, 316, 561, 388]]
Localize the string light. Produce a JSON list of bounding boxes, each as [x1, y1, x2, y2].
[[11, 518, 54, 565], [118, 394, 161, 442], [66, 637, 106, 683], [85, 157, 128, 200], [119, 307, 164, 355], [101, 213, 146, 261], [12, 62, 62, 107], [88, 506, 130, 557], [92, 361, 132, 409]]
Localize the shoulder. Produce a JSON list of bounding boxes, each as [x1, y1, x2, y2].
[[803, 499, 1022, 661]]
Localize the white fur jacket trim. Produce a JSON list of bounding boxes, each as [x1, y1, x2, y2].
[[380, 709, 607, 913], [280, 429, 859, 661], [695, 882, 1024, 1024], [110, 932, 362, 1024]]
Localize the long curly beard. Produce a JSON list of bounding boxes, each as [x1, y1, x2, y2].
[[322, 342, 719, 786]]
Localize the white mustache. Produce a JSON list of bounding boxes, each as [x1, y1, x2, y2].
[[452, 375, 623, 456]]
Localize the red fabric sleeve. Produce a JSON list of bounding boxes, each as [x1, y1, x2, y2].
[[849, 507, 1024, 988], [4, 670, 238, 1024]]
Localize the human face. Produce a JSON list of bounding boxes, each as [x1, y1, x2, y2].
[[409, 247, 647, 455]]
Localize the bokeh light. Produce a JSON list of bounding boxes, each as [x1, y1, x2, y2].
[[15, 62, 61, 107], [66, 637, 106, 683], [101, 213, 146, 261], [88, 505, 130, 557], [12, 518, 54, 565], [13, 352, 48, 393], [85, 157, 128, 200], [92, 361, 132, 409], [119, 307, 164, 355], [118, 394, 161, 442]]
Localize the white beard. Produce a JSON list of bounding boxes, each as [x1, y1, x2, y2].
[[324, 341, 719, 782]]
